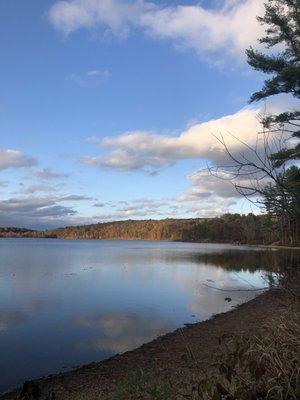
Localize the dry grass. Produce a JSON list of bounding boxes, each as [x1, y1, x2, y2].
[[198, 303, 300, 400], [113, 369, 173, 400], [113, 294, 300, 400]]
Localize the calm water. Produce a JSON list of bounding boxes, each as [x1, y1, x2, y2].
[[0, 239, 288, 392]]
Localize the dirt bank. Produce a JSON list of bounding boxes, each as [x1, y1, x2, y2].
[[1, 289, 288, 400]]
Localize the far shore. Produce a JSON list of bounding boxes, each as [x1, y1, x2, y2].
[[1, 215, 299, 248], [1, 235, 300, 250], [0, 289, 287, 400]]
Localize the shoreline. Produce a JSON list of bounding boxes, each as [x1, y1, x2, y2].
[[1, 236, 300, 250], [1, 289, 286, 400]]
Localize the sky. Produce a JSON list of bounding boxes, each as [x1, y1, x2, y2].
[[0, 0, 298, 229]]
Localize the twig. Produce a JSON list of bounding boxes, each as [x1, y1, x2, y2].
[[203, 283, 267, 292]]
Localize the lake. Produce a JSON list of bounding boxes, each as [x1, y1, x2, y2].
[[0, 238, 289, 392]]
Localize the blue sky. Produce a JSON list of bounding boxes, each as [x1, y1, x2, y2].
[[0, 0, 296, 229]]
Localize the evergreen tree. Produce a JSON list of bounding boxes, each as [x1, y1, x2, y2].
[[262, 165, 300, 243], [246, 0, 300, 165]]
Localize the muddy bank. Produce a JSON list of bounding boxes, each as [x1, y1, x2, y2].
[[1, 289, 288, 400]]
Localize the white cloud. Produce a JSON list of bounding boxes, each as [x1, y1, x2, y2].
[[172, 182, 238, 217], [84, 95, 298, 174], [0, 194, 94, 229], [0, 150, 37, 170], [49, 0, 265, 63], [0, 196, 76, 219], [85, 135, 100, 144], [92, 196, 166, 221], [93, 202, 105, 207], [31, 168, 69, 179], [49, 0, 152, 36], [95, 208, 160, 221], [19, 183, 64, 194], [92, 193, 238, 222], [67, 69, 110, 86], [58, 194, 93, 201], [83, 145, 170, 172], [81, 95, 298, 213], [185, 171, 240, 199], [139, 0, 264, 61], [186, 169, 273, 201]]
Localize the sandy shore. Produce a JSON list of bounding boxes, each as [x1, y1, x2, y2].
[[1, 289, 287, 400]]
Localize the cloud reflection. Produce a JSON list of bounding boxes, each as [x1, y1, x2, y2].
[[0, 311, 26, 332], [74, 312, 173, 354]]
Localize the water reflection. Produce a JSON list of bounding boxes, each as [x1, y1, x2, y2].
[[186, 248, 299, 273], [74, 312, 173, 353], [0, 311, 26, 332], [169, 263, 267, 319], [0, 239, 298, 393]]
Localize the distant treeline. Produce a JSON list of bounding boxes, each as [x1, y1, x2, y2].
[[0, 227, 41, 238], [0, 213, 289, 245]]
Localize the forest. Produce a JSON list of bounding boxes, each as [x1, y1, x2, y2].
[[0, 213, 293, 245]]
